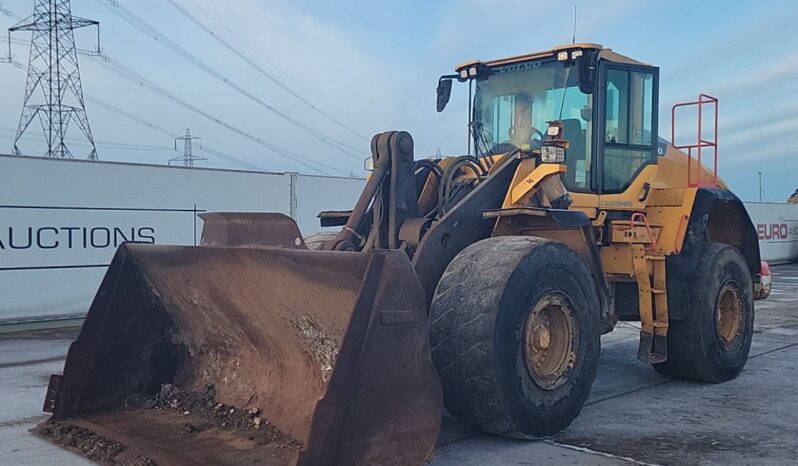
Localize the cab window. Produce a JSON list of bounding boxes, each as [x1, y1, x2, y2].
[[473, 58, 593, 192], [602, 68, 656, 192], [491, 95, 515, 146]]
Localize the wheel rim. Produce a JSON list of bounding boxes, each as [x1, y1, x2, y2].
[[715, 282, 743, 350], [523, 293, 576, 390]]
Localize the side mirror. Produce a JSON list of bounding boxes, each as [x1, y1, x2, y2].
[[577, 50, 599, 94], [580, 106, 592, 122], [436, 78, 453, 112]]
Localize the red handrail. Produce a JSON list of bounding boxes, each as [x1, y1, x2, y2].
[[620, 212, 657, 251], [671, 94, 719, 188]]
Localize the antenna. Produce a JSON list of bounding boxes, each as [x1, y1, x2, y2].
[[572, 4, 577, 44], [170, 128, 207, 167]]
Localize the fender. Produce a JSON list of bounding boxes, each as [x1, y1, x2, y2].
[[667, 187, 760, 320]]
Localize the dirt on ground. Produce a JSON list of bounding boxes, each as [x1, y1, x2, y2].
[[291, 315, 342, 382], [554, 432, 766, 465], [37, 422, 152, 465]]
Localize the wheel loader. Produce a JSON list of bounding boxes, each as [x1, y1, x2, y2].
[[40, 43, 768, 465]]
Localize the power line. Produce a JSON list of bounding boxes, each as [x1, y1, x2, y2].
[[94, 0, 364, 160], [0, 1, 21, 20], [86, 87, 283, 171], [90, 55, 348, 174], [86, 96, 275, 172], [4, 35, 335, 173], [0, 126, 171, 152], [38, 93, 305, 171], [2, 15, 338, 173], [86, 96, 177, 138], [165, 0, 369, 142], [3, 5, 352, 174], [93, 141, 169, 151], [184, 0, 374, 135]]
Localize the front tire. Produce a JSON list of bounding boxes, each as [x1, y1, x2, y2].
[[654, 242, 754, 382], [429, 236, 601, 437]]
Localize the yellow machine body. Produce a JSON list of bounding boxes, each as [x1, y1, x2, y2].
[[38, 43, 764, 465]]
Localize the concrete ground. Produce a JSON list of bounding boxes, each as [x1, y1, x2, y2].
[[1, 264, 796, 466]]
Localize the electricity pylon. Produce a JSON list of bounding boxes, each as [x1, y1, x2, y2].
[[170, 128, 206, 167], [8, 0, 100, 159]]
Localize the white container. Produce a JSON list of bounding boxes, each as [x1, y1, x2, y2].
[[0, 154, 363, 326]]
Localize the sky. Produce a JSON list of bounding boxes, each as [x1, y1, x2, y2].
[[0, 0, 795, 201]]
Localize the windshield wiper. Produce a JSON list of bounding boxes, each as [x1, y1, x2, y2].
[[470, 118, 492, 158]]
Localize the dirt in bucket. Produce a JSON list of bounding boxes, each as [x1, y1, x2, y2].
[[38, 383, 302, 465], [291, 315, 343, 383]]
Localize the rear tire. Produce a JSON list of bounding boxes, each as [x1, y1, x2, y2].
[[429, 236, 600, 437], [653, 242, 754, 382]]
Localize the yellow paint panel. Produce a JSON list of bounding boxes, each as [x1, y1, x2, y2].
[[647, 187, 685, 206], [645, 188, 697, 255], [569, 192, 599, 219], [598, 165, 658, 211], [610, 222, 660, 245], [654, 145, 727, 190], [507, 163, 566, 207], [600, 245, 635, 276]]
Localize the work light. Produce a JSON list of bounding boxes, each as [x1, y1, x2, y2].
[[539, 121, 569, 163], [540, 145, 566, 163]]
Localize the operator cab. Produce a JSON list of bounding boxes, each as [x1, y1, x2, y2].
[[437, 43, 659, 195]]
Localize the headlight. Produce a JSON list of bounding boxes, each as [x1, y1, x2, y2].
[[540, 146, 566, 163], [363, 156, 374, 172]]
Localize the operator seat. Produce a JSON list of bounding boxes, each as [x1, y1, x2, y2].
[[561, 118, 586, 189]]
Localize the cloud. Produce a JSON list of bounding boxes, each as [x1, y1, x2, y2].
[[710, 57, 798, 96], [433, 0, 560, 59], [0, 0, 795, 198]]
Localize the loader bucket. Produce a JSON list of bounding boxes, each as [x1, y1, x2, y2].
[[198, 212, 308, 249], [41, 239, 442, 464]]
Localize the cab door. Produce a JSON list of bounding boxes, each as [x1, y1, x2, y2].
[[558, 76, 599, 218], [596, 63, 660, 210]]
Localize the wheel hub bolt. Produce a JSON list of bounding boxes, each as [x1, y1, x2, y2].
[[533, 325, 550, 350]]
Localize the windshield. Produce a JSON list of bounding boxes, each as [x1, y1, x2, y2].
[[473, 58, 594, 190]]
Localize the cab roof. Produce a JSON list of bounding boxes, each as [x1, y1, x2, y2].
[[454, 43, 651, 72]]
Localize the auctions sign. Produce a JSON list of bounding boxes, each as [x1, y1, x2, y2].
[[0, 226, 156, 250], [0, 205, 199, 270]]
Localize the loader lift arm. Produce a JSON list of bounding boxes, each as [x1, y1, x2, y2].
[[39, 42, 764, 465]]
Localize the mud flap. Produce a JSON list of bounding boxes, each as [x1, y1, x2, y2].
[[44, 242, 442, 465]]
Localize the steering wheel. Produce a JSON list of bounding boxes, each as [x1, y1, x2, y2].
[[508, 125, 544, 141], [492, 126, 545, 154]]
